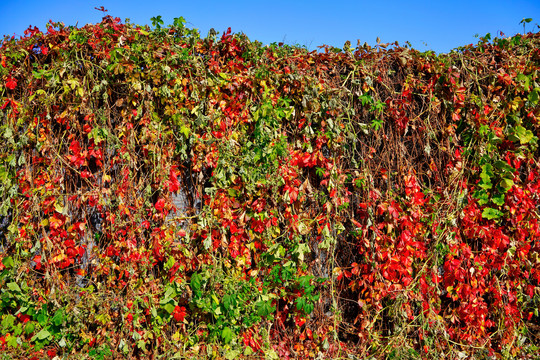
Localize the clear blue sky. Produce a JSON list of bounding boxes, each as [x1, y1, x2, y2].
[[0, 0, 539, 53]]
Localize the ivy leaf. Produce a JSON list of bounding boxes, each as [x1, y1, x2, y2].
[[482, 207, 503, 220], [500, 177, 514, 192], [32, 328, 52, 341], [54, 198, 68, 215], [256, 300, 275, 317], [222, 294, 236, 313], [492, 192, 505, 206], [493, 160, 515, 174], [6, 334, 18, 348], [1, 314, 16, 330], [52, 309, 65, 326], [221, 326, 234, 344], [2, 256, 14, 268], [509, 125, 535, 144], [164, 285, 175, 300], [479, 164, 493, 190], [37, 312, 48, 326], [528, 88, 539, 104], [225, 349, 241, 360], [7, 282, 21, 292], [162, 302, 175, 314], [24, 321, 35, 335], [473, 189, 490, 205]]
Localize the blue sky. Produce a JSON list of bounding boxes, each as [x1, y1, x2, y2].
[[0, 0, 539, 53]]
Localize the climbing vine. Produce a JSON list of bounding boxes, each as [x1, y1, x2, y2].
[[0, 14, 539, 359]]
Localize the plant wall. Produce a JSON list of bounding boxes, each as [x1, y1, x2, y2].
[[0, 14, 539, 359]]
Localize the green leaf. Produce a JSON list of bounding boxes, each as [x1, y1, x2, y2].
[[500, 177, 514, 192], [482, 207, 503, 220], [180, 125, 190, 138], [294, 243, 311, 262], [164, 286, 175, 300], [219, 72, 231, 81], [510, 125, 535, 145], [222, 294, 236, 312], [517, 74, 530, 90], [58, 337, 67, 348], [24, 321, 35, 335], [32, 328, 52, 341], [37, 312, 48, 326], [221, 326, 234, 344], [190, 272, 201, 290], [6, 334, 18, 348], [3, 126, 13, 139], [2, 314, 16, 330], [162, 302, 175, 314], [190, 272, 202, 298], [7, 282, 21, 292], [492, 193, 505, 206], [52, 309, 64, 326], [88, 127, 109, 143], [256, 300, 275, 317], [296, 297, 306, 311], [225, 349, 241, 360], [493, 160, 514, 174], [479, 163, 493, 190], [528, 88, 539, 104], [203, 235, 212, 250], [173, 17, 186, 29], [150, 15, 164, 29], [17, 154, 26, 166], [13, 323, 23, 336], [164, 256, 175, 271], [2, 256, 14, 268], [473, 189, 489, 205]]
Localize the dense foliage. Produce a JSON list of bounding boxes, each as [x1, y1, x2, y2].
[[0, 14, 539, 359]]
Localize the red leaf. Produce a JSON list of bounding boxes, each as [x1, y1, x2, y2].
[[5, 77, 17, 90], [168, 167, 180, 192], [33, 255, 42, 270], [388, 202, 399, 219], [173, 306, 186, 322], [80, 170, 92, 178], [294, 315, 306, 327], [155, 198, 165, 212], [412, 192, 426, 206]]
